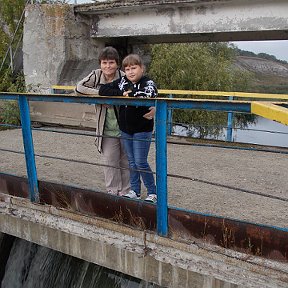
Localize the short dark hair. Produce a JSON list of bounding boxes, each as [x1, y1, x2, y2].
[[98, 46, 120, 65]]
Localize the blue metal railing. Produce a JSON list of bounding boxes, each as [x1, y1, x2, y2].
[[51, 86, 288, 140], [166, 94, 236, 141], [18, 96, 39, 202], [0, 92, 251, 236]]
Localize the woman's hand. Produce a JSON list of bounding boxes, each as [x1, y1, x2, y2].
[[143, 107, 155, 120]]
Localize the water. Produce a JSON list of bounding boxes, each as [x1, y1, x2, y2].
[[173, 116, 288, 148], [0, 235, 160, 288], [232, 117, 288, 147]]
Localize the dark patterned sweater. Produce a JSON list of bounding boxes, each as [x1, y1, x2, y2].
[[99, 75, 157, 134]]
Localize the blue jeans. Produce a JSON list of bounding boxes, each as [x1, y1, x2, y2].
[[121, 131, 156, 196]]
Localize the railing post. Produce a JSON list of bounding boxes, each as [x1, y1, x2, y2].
[[18, 96, 39, 202], [167, 94, 173, 136], [226, 95, 234, 142], [155, 100, 168, 236]]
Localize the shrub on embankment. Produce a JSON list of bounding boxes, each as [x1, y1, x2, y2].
[[148, 43, 254, 138], [0, 71, 25, 127]]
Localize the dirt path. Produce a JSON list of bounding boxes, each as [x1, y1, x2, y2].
[[1, 128, 288, 228]]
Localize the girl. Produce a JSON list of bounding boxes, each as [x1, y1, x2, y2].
[[99, 54, 157, 203]]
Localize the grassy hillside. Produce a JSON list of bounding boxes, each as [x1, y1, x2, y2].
[[234, 56, 288, 94]]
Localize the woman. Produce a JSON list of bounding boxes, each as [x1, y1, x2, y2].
[[75, 47, 130, 196]]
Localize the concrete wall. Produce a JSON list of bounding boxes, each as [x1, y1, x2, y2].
[[23, 4, 102, 90], [23, 4, 104, 127], [76, 0, 288, 43], [1, 194, 287, 288]]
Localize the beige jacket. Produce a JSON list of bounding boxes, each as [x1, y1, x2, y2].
[[75, 69, 124, 153]]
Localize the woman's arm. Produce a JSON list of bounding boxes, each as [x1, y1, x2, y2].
[[75, 70, 100, 95]]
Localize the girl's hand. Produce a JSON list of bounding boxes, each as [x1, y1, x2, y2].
[[123, 90, 132, 97], [143, 107, 155, 120]]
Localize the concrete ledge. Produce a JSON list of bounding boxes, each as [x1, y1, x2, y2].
[[74, 0, 288, 42], [0, 194, 287, 288]]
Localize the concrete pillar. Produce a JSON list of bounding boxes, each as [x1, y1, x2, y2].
[[23, 4, 106, 127]]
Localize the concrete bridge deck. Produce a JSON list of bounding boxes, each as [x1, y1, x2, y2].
[[1, 192, 287, 288], [1, 128, 287, 229]]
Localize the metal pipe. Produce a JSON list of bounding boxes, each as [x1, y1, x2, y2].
[[167, 94, 173, 136], [19, 96, 39, 202], [155, 100, 168, 236], [226, 95, 234, 142]]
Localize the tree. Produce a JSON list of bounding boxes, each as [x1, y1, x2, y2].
[[148, 43, 253, 138], [149, 42, 250, 91], [0, 0, 25, 63], [0, 0, 69, 76]]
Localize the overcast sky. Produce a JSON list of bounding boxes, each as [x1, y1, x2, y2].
[[232, 40, 288, 62]]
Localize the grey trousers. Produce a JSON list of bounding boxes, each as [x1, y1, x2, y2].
[[101, 136, 130, 195]]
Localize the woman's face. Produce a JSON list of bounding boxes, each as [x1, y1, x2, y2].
[[124, 64, 144, 83], [100, 59, 118, 79]]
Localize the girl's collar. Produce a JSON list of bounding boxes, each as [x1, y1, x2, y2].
[[126, 75, 146, 85]]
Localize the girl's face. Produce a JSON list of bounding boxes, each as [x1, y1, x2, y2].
[[124, 64, 144, 83], [100, 59, 118, 79]]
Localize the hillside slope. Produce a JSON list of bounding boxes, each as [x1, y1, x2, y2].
[[234, 56, 288, 94]]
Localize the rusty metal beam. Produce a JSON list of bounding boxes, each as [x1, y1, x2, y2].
[[0, 173, 287, 261]]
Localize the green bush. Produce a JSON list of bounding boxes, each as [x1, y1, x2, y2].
[[0, 101, 20, 125], [0, 70, 25, 126], [148, 43, 253, 138]]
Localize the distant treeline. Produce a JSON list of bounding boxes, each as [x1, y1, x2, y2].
[[235, 48, 288, 64]]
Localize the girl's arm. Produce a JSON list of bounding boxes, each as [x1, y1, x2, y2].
[[143, 107, 156, 120], [99, 78, 126, 96], [140, 79, 157, 119], [132, 79, 158, 98]]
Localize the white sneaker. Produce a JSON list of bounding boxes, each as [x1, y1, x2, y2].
[[145, 194, 157, 203], [123, 190, 140, 199]]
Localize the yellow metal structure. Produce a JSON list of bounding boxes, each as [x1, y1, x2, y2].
[[251, 102, 288, 126], [52, 85, 288, 100], [51, 85, 75, 91], [51, 85, 288, 126], [158, 90, 288, 100]]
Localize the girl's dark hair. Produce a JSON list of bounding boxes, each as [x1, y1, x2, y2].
[[122, 54, 144, 69], [98, 46, 120, 65]]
